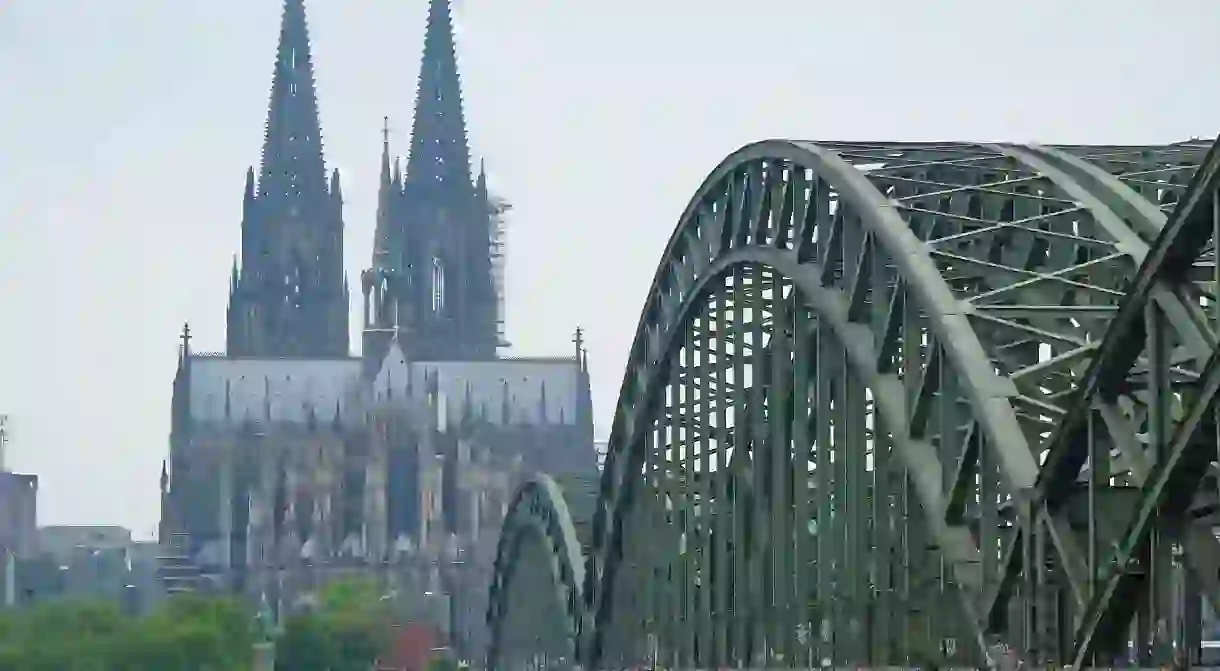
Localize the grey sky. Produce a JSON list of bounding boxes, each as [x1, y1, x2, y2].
[[1, 0, 1218, 537]]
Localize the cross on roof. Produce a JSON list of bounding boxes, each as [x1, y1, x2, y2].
[[180, 322, 192, 351]]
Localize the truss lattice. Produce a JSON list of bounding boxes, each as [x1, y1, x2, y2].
[[486, 138, 1220, 668]]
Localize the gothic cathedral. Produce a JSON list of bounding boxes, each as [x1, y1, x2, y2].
[[158, 0, 597, 656]]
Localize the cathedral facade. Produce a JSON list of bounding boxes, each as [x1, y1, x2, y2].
[[157, 0, 597, 655]]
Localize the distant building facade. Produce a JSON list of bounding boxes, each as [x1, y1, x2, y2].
[[37, 525, 131, 562], [5, 526, 160, 615], [158, 0, 597, 659], [0, 472, 37, 559]]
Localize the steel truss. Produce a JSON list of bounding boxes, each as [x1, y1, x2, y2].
[[487, 474, 586, 670], [486, 138, 1220, 668]]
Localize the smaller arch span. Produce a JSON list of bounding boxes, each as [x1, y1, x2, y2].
[[485, 473, 586, 670]]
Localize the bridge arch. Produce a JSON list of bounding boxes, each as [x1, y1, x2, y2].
[[485, 139, 1216, 668], [1045, 143, 1220, 665], [486, 474, 585, 670], [584, 140, 1200, 667]]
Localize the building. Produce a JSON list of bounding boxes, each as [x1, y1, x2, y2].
[[0, 472, 37, 560], [37, 525, 131, 562], [158, 0, 598, 658], [3, 526, 160, 614], [0, 471, 37, 608]]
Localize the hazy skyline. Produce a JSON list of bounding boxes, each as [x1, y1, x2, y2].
[[2, 0, 1219, 537]]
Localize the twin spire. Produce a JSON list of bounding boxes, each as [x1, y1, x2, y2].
[[404, 0, 474, 188], [372, 0, 479, 274], [259, 0, 470, 201], [259, 0, 329, 202], [238, 0, 483, 358], [261, 0, 472, 187]]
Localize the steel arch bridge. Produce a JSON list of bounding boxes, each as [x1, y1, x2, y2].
[[487, 137, 1220, 668]]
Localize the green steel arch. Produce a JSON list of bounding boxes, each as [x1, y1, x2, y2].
[[486, 474, 586, 670], [487, 138, 1220, 668]]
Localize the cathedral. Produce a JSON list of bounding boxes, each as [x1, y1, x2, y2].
[[157, 0, 597, 654]]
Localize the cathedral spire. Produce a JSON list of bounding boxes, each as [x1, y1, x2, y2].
[[404, 0, 472, 188], [381, 117, 393, 185], [373, 116, 395, 270], [228, 0, 348, 359], [259, 0, 328, 200]]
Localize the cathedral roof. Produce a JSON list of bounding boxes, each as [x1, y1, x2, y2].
[[423, 358, 581, 426], [186, 355, 361, 424], [371, 343, 582, 426]]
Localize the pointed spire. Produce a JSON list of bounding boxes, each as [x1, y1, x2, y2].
[[230, 0, 347, 359], [500, 380, 511, 425], [160, 460, 169, 493], [244, 167, 257, 203], [404, 0, 472, 188], [381, 116, 393, 184], [330, 168, 343, 201], [373, 116, 395, 270], [331, 398, 342, 431], [572, 326, 585, 369], [475, 158, 487, 193], [264, 376, 273, 422], [259, 0, 328, 202], [178, 322, 193, 365], [538, 380, 548, 424]]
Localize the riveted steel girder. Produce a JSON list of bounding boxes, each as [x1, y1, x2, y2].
[[485, 139, 1220, 669]]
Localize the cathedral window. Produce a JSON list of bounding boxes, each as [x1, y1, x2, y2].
[[430, 256, 446, 313]]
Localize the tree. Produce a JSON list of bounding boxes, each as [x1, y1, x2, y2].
[[0, 594, 255, 671], [275, 577, 392, 671], [275, 610, 335, 671]]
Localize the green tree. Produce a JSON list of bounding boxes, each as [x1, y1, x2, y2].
[[275, 577, 392, 671], [0, 594, 255, 671], [275, 610, 334, 671]]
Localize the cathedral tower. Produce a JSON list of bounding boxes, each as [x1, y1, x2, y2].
[[228, 0, 349, 358], [363, 0, 501, 364]]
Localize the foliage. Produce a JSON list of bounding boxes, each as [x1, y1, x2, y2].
[[0, 578, 394, 671], [0, 593, 255, 671], [426, 656, 461, 671], [274, 576, 393, 671]]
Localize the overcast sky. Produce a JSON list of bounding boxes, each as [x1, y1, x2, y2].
[[2, 0, 1218, 537]]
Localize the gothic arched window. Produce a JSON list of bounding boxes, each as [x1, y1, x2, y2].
[[431, 256, 446, 313]]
